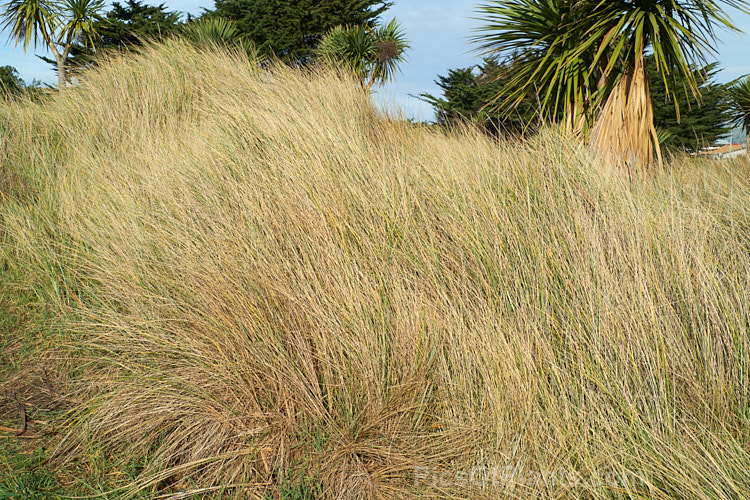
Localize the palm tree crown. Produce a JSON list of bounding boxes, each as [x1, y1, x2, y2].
[[474, 0, 750, 170], [728, 76, 750, 151], [316, 18, 409, 92], [1, 0, 104, 89], [182, 17, 265, 63], [473, 1, 599, 135]]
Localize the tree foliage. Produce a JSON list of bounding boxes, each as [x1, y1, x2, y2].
[[648, 57, 732, 152], [472, 1, 599, 136], [182, 17, 265, 63], [316, 18, 408, 91], [473, 0, 750, 169], [423, 55, 732, 150], [728, 76, 750, 151], [0, 0, 105, 89], [95, 0, 181, 47], [50, 0, 183, 74], [0, 64, 24, 94], [207, 0, 392, 63], [419, 57, 539, 136]]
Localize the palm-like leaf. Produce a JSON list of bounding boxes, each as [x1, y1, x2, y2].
[[472, 0, 603, 134], [587, 0, 749, 168], [370, 18, 409, 86], [57, 0, 103, 48], [184, 17, 240, 44], [588, 0, 748, 107], [728, 76, 750, 151], [1, 0, 104, 88], [474, 0, 750, 168], [0, 0, 58, 50], [183, 17, 265, 63], [728, 76, 750, 133], [317, 24, 374, 81], [316, 18, 408, 91]]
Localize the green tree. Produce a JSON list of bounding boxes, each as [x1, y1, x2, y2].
[[728, 76, 750, 152], [207, 0, 391, 63], [92, 0, 182, 50], [587, 0, 748, 168], [473, 1, 600, 137], [473, 0, 750, 170], [1, 0, 104, 90], [423, 54, 731, 149], [47, 1, 183, 75], [419, 57, 539, 136], [0, 64, 24, 94], [648, 57, 732, 153], [316, 18, 408, 91]]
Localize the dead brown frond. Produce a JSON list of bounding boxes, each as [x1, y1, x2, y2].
[[590, 55, 663, 174]]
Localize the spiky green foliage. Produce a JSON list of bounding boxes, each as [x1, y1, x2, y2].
[[728, 76, 750, 150], [56, 0, 102, 48], [182, 17, 265, 63], [0, 0, 104, 89], [586, 0, 748, 167], [184, 16, 239, 45], [318, 24, 372, 79], [421, 53, 731, 149], [368, 19, 408, 87], [473, 0, 750, 169], [0, 0, 56, 51], [588, 0, 750, 102], [49, 0, 183, 75], [316, 18, 408, 91], [472, 0, 598, 135]]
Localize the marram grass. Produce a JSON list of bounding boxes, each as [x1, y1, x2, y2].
[[1, 40, 750, 499]]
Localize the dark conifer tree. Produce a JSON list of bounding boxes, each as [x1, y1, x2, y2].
[[207, 0, 391, 63]]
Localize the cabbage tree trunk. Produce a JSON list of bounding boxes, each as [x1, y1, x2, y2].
[[46, 29, 76, 90], [55, 56, 67, 89]]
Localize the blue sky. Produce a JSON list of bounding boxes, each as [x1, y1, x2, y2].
[[1, 1, 749, 121]]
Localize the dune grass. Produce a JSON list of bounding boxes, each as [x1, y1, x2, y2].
[[1, 40, 750, 498]]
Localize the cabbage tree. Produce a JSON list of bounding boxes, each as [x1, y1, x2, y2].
[[1, 0, 104, 90], [473, 1, 601, 137], [728, 76, 750, 152], [316, 18, 409, 92], [182, 17, 265, 63], [587, 0, 750, 169], [474, 0, 750, 170]]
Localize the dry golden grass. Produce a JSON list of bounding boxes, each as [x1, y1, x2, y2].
[[1, 40, 750, 498]]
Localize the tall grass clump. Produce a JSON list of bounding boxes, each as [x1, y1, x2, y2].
[[1, 40, 750, 498]]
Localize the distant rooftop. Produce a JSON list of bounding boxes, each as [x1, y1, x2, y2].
[[698, 142, 747, 158], [700, 143, 745, 154]]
